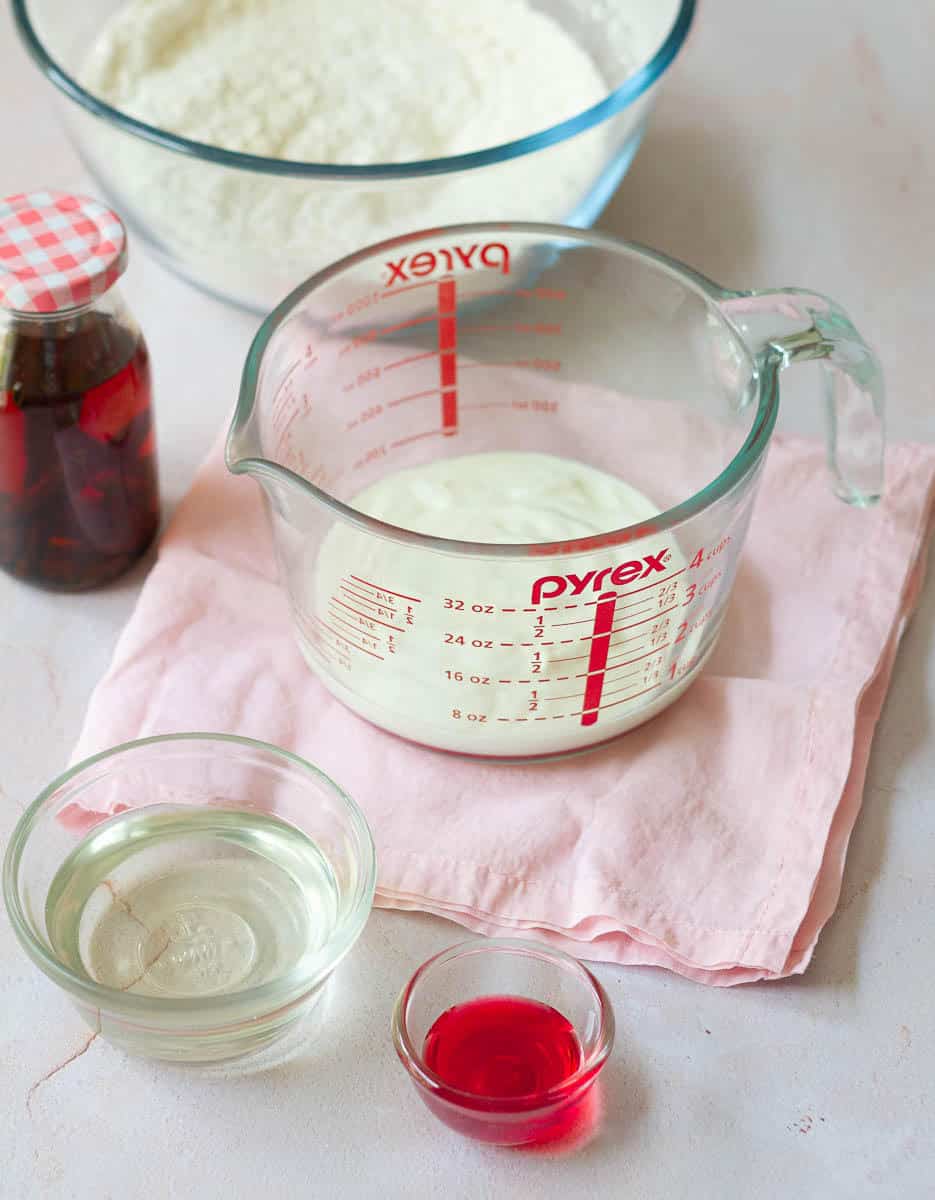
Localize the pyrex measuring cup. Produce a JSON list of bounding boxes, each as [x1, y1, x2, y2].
[[227, 224, 884, 759]]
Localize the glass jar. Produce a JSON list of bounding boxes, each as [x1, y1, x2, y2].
[[0, 190, 159, 590]]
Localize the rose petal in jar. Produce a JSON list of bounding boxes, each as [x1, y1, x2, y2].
[[78, 351, 152, 444], [0, 393, 26, 497], [55, 418, 156, 557]]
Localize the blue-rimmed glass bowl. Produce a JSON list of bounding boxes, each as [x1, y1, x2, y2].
[[13, 0, 695, 313]]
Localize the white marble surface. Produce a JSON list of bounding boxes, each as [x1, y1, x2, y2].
[[2, 2, 933, 1196]]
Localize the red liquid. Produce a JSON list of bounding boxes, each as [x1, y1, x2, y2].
[[418, 994, 602, 1147], [423, 995, 582, 1100], [0, 314, 159, 590]]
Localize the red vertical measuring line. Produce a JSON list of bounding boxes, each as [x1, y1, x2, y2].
[[580, 591, 618, 727], [438, 279, 458, 436]]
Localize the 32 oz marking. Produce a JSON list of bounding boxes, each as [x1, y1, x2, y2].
[[444, 598, 494, 613]]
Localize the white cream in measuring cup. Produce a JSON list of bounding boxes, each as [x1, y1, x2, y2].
[[231, 225, 884, 760], [306, 452, 704, 756]]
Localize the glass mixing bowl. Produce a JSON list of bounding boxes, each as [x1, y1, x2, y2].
[[13, 0, 695, 313], [3, 734, 376, 1063]]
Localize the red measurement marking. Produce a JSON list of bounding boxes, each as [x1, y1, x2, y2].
[[552, 632, 646, 666], [609, 603, 679, 637], [551, 597, 652, 627], [277, 357, 303, 390], [580, 678, 666, 715], [349, 575, 422, 603], [601, 673, 645, 699], [378, 315, 436, 337], [388, 388, 440, 409], [621, 566, 687, 597], [277, 406, 301, 439], [311, 616, 384, 661], [328, 609, 383, 643], [578, 642, 670, 679], [339, 584, 395, 612], [384, 351, 438, 373], [438, 279, 458, 436], [581, 591, 618, 727], [605, 634, 654, 659], [389, 430, 443, 450], [380, 279, 440, 299], [332, 597, 403, 632]]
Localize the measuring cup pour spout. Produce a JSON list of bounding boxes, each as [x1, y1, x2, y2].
[[227, 339, 298, 498], [226, 421, 303, 531], [227, 358, 265, 474], [227, 337, 339, 544]]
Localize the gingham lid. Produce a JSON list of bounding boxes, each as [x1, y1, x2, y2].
[[0, 190, 128, 315]]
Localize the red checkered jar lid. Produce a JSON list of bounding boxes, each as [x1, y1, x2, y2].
[[0, 190, 128, 315]]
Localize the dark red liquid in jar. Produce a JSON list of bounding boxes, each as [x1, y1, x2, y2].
[[423, 995, 582, 1101], [0, 312, 159, 589]]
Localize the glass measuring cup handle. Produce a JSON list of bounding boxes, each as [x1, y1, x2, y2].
[[720, 290, 885, 506]]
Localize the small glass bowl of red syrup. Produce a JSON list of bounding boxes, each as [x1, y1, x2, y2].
[[392, 938, 614, 1148]]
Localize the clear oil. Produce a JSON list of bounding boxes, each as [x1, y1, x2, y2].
[[46, 806, 340, 1000]]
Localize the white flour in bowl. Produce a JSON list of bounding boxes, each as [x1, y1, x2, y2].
[[84, 0, 613, 162], [79, 0, 644, 308]]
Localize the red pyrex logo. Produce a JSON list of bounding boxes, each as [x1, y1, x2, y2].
[[531, 550, 670, 605], [385, 242, 511, 286]]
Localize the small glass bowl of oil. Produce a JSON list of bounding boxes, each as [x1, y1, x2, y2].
[[392, 938, 615, 1148], [3, 733, 376, 1063]]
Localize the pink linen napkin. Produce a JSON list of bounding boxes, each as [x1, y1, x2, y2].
[[71, 434, 935, 985]]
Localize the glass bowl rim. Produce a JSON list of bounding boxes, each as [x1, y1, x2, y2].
[[12, 0, 696, 180], [391, 936, 615, 1112], [2, 732, 378, 1019]]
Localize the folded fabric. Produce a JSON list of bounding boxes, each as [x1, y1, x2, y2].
[[71, 434, 935, 985]]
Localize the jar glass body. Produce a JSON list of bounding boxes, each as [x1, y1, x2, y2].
[[0, 285, 159, 590]]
